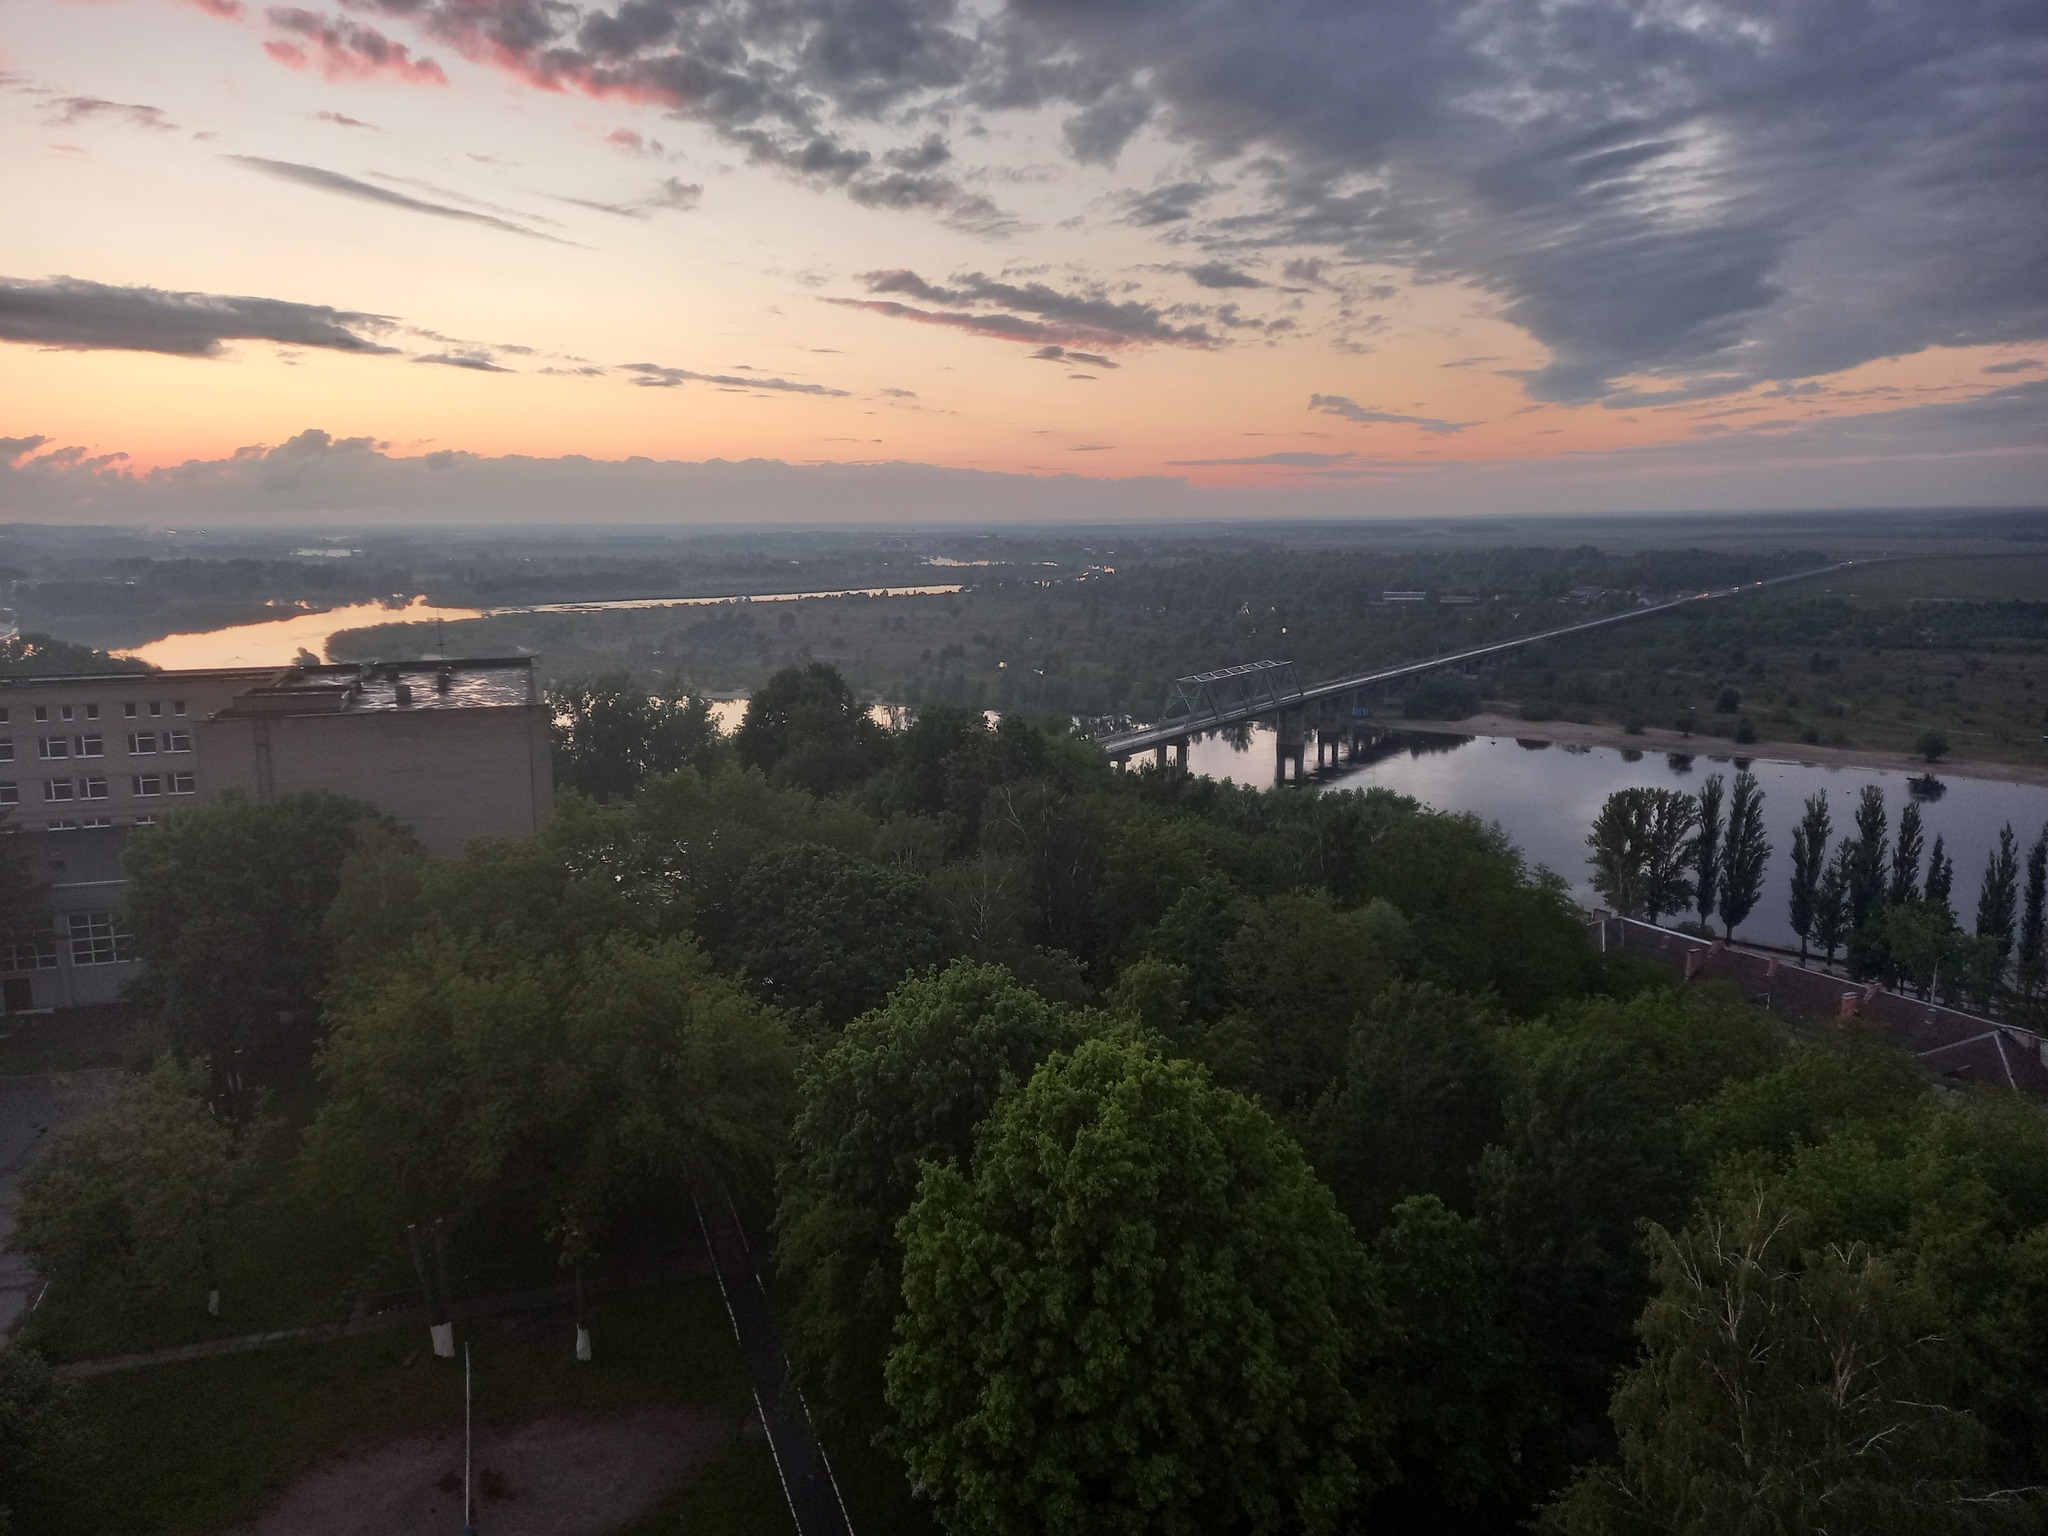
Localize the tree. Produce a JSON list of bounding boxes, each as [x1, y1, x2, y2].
[[1925, 835, 1957, 926], [0, 1349, 83, 1536], [733, 662, 888, 795], [15, 1057, 258, 1318], [2015, 825, 2046, 1001], [776, 961, 1088, 1419], [122, 790, 403, 1107], [548, 672, 720, 800], [1716, 770, 1768, 941], [887, 1038, 1382, 1536], [1975, 824, 2020, 991], [1694, 773, 1725, 928], [1544, 1193, 2028, 1536], [1313, 983, 1505, 1235], [1787, 791, 1831, 961], [1814, 843, 1852, 966], [1917, 729, 1951, 764], [1889, 801, 1925, 907], [1847, 785, 1889, 932], [1587, 789, 1697, 923], [714, 842, 941, 1026]]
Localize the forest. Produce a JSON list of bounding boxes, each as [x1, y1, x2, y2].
[[3, 662, 2047, 1535]]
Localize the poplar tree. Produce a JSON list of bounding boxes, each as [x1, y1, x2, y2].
[[1694, 773, 1725, 929], [1717, 770, 1768, 941], [2018, 824, 2047, 1000], [1975, 824, 2020, 990], [1846, 785, 1889, 932], [1925, 836, 1956, 925], [1888, 801, 1924, 907], [1813, 844, 1852, 967], [1787, 792, 1831, 962]]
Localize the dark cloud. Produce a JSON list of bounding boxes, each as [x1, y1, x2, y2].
[[1028, 344, 1119, 369], [1984, 357, 2041, 375], [47, 97, 177, 131], [1308, 394, 1470, 433], [1185, 262, 1261, 290], [1061, 85, 1150, 165], [415, 352, 510, 372], [853, 269, 1217, 348], [263, 8, 447, 84], [0, 276, 398, 358], [231, 156, 573, 242], [315, 110, 376, 128], [561, 177, 703, 217], [2, 436, 52, 465], [1121, 180, 1215, 226], [621, 362, 849, 395], [885, 133, 950, 172]]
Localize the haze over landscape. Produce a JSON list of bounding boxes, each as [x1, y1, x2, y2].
[[5, 0, 2047, 521]]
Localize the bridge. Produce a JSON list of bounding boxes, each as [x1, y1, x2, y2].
[[1097, 562, 1857, 780]]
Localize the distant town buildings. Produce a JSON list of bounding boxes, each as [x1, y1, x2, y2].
[[2, 658, 553, 1013]]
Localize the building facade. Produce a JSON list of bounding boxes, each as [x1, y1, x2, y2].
[[1, 658, 553, 1013]]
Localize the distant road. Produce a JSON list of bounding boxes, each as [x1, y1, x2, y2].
[[1098, 561, 1860, 758]]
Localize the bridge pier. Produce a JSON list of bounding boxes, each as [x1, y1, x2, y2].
[[1173, 737, 1188, 770]]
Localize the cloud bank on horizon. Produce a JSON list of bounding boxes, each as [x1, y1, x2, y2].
[[2, 0, 2044, 520]]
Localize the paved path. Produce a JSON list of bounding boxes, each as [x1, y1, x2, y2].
[[694, 1186, 853, 1536], [0, 1070, 122, 1334]]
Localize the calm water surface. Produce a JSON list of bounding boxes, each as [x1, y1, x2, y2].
[[1174, 724, 2048, 949]]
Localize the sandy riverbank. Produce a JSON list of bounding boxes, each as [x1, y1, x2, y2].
[[1394, 713, 2048, 790]]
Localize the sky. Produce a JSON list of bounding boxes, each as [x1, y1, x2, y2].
[[3, 0, 2046, 523]]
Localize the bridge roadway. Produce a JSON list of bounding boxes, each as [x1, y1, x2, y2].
[[1097, 561, 1859, 761]]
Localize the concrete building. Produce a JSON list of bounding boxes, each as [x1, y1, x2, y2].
[[1, 657, 552, 1013]]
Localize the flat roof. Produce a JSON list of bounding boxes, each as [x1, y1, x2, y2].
[[0, 667, 277, 688], [210, 658, 536, 717]]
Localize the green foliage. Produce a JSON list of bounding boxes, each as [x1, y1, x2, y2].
[[0, 1349, 83, 1535], [1716, 769, 1768, 939], [0, 632, 139, 676], [777, 960, 1088, 1420], [549, 672, 722, 799], [887, 1038, 1383, 1536], [1682, 1036, 1928, 1165], [1312, 983, 1504, 1234], [16, 1058, 268, 1330], [1401, 674, 1481, 720], [734, 662, 889, 794], [1544, 1192, 2038, 1536], [715, 842, 941, 1025], [1586, 787, 1698, 921], [122, 791, 403, 1102], [1918, 728, 1952, 763], [303, 932, 795, 1257]]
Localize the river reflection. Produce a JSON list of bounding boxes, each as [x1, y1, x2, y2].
[[1172, 723, 2048, 950]]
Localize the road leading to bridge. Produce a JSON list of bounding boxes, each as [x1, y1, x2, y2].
[[1097, 561, 1858, 760]]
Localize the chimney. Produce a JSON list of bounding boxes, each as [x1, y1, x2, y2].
[[1839, 991, 1860, 1018], [1684, 946, 1706, 979], [394, 682, 413, 706]]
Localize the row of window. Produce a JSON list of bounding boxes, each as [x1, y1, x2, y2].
[[0, 773, 195, 804], [0, 912, 132, 971], [0, 700, 188, 726], [6, 731, 192, 762]]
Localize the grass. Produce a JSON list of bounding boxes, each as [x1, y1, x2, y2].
[[619, 1434, 797, 1535], [48, 1279, 771, 1535], [1812, 554, 2048, 602]]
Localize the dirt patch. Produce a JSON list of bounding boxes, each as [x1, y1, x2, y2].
[[223, 1407, 731, 1536]]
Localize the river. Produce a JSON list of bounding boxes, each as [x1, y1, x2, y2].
[[1176, 723, 2048, 950], [121, 586, 965, 670]]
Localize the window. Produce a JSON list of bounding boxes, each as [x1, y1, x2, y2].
[[77, 735, 103, 757], [123, 703, 137, 718], [168, 772, 196, 795], [46, 819, 78, 832], [33, 706, 48, 722], [0, 742, 11, 763], [2, 918, 57, 972], [79, 816, 112, 829], [131, 775, 163, 797], [80, 777, 108, 800], [68, 911, 134, 967], [0, 784, 15, 806], [0, 708, 8, 723], [127, 733, 158, 755], [174, 700, 187, 716], [148, 701, 162, 717], [43, 779, 75, 803], [132, 812, 155, 826], [38, 738, 69, 760], [84, 704, 99, 720], [165, 730, 191, 753]]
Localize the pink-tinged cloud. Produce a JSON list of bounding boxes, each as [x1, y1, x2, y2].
[[183, 0, 245, 17], [263, 10, 447, 86]]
